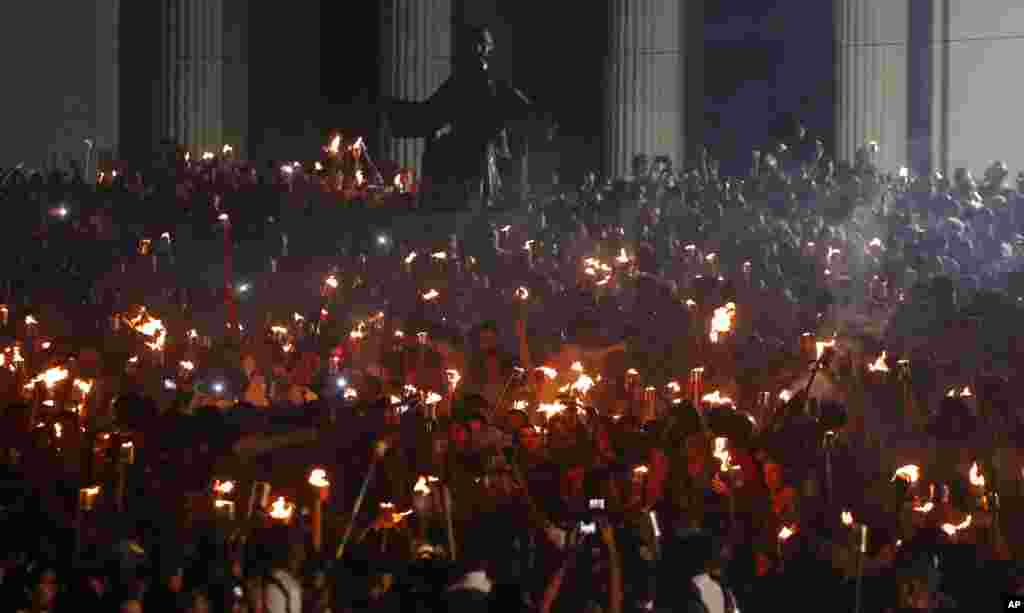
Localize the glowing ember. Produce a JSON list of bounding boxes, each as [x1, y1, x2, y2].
[[868, 351, 889, 372], [709, 302, 737, 343], [422, 289, 440, 302], [536, 366, 558, 380], [214, 480, 235, 495], [515, 286, 530, 300], [892, 465, 921, 484], [841, 511, 854, 526], [778, 525, 796, 541], [969, 462, 985, 488], [268, 497, 294, 520], [25, 365, 70, 390], [701, 391, 734, 406], [327, 134, 341, 155], [128, 355, 139, 364], [308, 468, 329, 489]]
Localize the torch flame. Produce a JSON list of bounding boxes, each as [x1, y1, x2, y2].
[[515, 286, 530, 300], [125, 308, 167, 352], [413, 476, 432, 496], [626, 368, 639, 376], [324, 275, 339, 289], [73, 379, 93, 395], [268, 497, 294, 520], [538, 402, 567, 419], [779, 390, 793, 402], [536, 366, 558, 380], [960, 386, 972, 397], [815, 338, 836, 360], [431, 251, 447, 261], [666, 381, 682, 393], [868, 351, 889, 372], [422, 289, 440, 302], [425, 392, 443, 405], [778, 525, 796, 541], [914, 501, 934, 513], [327, 134, 341, 155], [571, 361, 584, 373], [969, 462, 985, 488], [941, 515, 972, 536], [214, 480, 235, 495], [25, 365, 70, 390], [713, 437, 734, 471], [701, 391, 734, 406], [616, 248, 630, 264], [710, 302, 737, 343], [572, 373, 595, 396], [222, 144, 233, 155], [841, 511, 854, 526], [179, 360, 195, 372], [405, 252, 417, 264], [308, 468, 329, 488], [634, 465, 649, 475], [892, 465, 921, 484]]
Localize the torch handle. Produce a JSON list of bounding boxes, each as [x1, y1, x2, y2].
[[336, 459, 378, 560]]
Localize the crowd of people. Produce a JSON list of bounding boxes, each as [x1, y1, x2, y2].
[[1, 126, 1024, 613]]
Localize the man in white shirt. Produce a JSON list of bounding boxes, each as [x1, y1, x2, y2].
[[257, 526, 304, 613]]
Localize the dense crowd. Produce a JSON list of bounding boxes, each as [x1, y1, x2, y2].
[[1, 129, 1024, 613]]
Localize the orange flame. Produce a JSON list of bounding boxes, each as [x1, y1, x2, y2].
[[25, 365, 70, 390], [268, 497, 294, 520], [536, 366, 558, 380], [841, 511, 854, 526], [538, 402, 567, 419], [214, 480, 235, 495], [702, 391, 734, 406], [868, 351, 889, 373], [778, 525, 796, 541], [892, 465, 920, 484], [941, 514, 972, 537], [713, 437, 734, 471], [125, 308, 167, 351], [914, 501, 934, 513], [634, 465, 649, 475], [710, 303, 737, 343], [969, 462, 985, 488], [422, 289, 440, 302], [515, 286, 530, 300], [308, 468, 329, 489]]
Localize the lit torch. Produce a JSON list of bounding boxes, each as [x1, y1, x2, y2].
[[710, 303, 736, 344]]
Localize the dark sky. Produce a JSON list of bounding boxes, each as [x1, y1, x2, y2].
[[323, 1, 834, 177]]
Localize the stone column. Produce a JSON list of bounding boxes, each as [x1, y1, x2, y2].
[[95, 0, 120, 171], [604, 0, 689, 179], [161, 0, 224, 156], [835, 0, 909, 173], [379, 0, 453, 179]]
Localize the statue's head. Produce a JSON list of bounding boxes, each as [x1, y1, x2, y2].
[[458, 25, 494, 72]]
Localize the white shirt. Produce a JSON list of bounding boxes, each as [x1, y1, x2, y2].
[[692, 573, 725, 613], [265, 569, 302, 613]]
